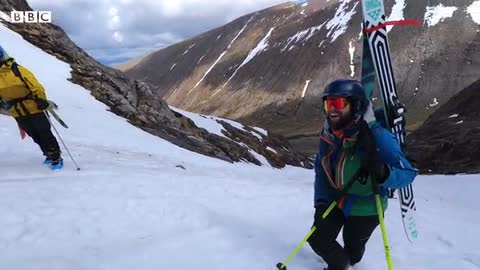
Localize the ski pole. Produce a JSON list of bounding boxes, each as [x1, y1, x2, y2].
[[276, 201, 337, 270], [374, 185, 393, 270], [275, 166, 368, 270], [44, 111, 81, 171]]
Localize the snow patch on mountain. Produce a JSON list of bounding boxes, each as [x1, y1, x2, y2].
[[349, 40, 355, 77], [241, 27, 275, 67], [170, 106, 269, 164], [424, 4, 458, 27], [182, 43, 196, 55], [326, 0, 359, 42], [282, 23, 325, 52], [252, 127, 267, 136], [188, 15, 255, 95], [197, 55, 206, 64], [216, 27, 276, 94], [318, 40, 325, 48], [267, 146, 278, 154], [170, 106, 239, 139], [386, 0, 406, 32], [301, 79, 311, 98], [467, 0, 480, 24]]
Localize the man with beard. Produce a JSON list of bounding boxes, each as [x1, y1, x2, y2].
[[308, 79, 416, 270]]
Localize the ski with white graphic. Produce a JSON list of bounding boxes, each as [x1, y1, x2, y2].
[[361, 0, 418, 242]]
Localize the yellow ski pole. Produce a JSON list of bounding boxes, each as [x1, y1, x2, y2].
[[276, 201, 337, 270], [374, 189, 394, 270]]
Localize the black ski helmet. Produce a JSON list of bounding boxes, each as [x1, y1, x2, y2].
[[322, 79, 368, 115]]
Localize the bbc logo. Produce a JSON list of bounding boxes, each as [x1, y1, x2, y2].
[[10, 11, 51, 23]]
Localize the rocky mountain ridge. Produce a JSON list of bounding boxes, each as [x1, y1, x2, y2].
[[0, 0, 313, 169]]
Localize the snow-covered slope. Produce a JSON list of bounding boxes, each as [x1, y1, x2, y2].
[[0, 25, 479, 270]]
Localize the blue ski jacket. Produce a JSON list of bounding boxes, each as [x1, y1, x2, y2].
[[314, 121, 417, 217]]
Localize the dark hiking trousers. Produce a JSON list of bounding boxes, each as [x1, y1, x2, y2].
[[15, 112, 61, 160], [307, 204, 379, 270]]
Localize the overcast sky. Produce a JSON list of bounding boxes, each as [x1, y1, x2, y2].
[[28, 0, 299, 66]]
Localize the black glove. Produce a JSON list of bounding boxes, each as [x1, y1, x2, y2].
[[369, 156, 390, 184], [356, 119, 391, 185], [35, 97, 50, 110]]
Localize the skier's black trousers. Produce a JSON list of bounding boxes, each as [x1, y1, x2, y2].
[[307, 204, 379, 270], [15, 112, 61, 160]]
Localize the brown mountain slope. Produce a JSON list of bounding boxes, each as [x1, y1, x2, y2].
[[115, 53, 152, 72], [406, 79, 480, 174], [124, 0, 480, 156]]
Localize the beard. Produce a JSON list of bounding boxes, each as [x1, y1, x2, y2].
[[327, 111, 354, 130]]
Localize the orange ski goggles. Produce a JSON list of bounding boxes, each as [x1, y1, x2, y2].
[[323, 97, 350, 112]]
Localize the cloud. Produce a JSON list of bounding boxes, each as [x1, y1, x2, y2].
[[27, 0, 287, 65], [112, 31, 123, 43]]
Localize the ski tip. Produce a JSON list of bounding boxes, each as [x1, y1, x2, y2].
[[276, 262, 287, 270]]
